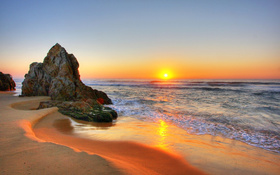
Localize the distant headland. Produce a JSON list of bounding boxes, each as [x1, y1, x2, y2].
[[0, 72, 16, 91]]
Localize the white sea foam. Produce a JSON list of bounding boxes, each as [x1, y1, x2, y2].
[[15, 78, 280, 153], [91, 79, 280, 153]]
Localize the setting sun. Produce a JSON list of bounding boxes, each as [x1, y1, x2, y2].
[[159, 70, 173, 80], [161, 72, 171, 79]]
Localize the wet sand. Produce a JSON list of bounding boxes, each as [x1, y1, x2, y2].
[[61, 116, 280, 175], [39, 112, 280, 175], [0, 93, 205, 175]]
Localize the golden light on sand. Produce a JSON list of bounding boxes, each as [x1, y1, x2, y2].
[[159, 119, 167, 138], [155, 119, 169, 150]]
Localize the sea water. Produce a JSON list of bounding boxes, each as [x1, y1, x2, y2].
[[14, 79, 280, 153], [83, 79, 280, 153]]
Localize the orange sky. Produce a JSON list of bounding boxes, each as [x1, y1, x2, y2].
[[0, 45, 279, 80], [1, 51, 279, 80], [78, 53, 280, 79]]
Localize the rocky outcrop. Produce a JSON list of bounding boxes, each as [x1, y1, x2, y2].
[[0, 72, 16, 91], [21, 43, 117, 122], [22, 43, 112, 104]]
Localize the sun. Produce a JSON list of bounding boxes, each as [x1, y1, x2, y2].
[[158, 69, 173, 80], [161, 72, 171, 79]]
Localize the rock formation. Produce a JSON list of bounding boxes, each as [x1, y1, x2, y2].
[[22, 43, 112, 104], [0, 72, 16, 91], [21, 43, 117, 122]]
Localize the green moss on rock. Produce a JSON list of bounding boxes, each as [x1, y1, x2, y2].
[[58, 107, 117, 123]]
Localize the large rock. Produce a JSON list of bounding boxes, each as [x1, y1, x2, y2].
[[21, 43, 112, 104], [21, 43, 117, 122], [0, 72, 16, 91]]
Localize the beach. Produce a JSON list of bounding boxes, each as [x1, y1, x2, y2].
[[0, 92, 205, 175], [1, 1, 279, 174], [0, 92, 280, 174]]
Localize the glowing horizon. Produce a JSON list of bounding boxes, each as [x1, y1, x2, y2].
[[2, 53, 280, 80]]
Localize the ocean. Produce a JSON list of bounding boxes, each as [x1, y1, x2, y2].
[[15, 79, 280, 153]]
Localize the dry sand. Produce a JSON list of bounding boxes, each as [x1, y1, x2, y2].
[[0, 92, 205, 175]]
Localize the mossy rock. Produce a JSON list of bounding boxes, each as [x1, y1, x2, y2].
[[59, 109, 90, 121], [93, 111, 113, 122], [103, 107, 118, 119], [58, 107, 117, 123]]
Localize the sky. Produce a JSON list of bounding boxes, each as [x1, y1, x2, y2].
[[0, 0, 279, 79]]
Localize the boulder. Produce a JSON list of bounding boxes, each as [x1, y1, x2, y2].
[[21, 43, 112, 104], [22, 43, 117, 122], [0, 72, 16, 91]]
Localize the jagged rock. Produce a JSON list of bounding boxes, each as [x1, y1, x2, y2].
[[21, 43, 112, 104], [22, 43, 117, 122], [0, 72, 16, 91]]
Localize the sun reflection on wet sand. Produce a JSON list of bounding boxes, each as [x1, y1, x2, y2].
[[155, 119, 169, 150], [50, 115, 280, 175]]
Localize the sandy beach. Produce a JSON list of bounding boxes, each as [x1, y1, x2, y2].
[[0, 92, 205, 175], [1, 92, 280, 174], [1, 0, 280, 174]]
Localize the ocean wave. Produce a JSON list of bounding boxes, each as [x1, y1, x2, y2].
[[110, 98, 280, 153], [89, 79, 280, 86], [14, 78, 280, 153], [89, 83, 248, 93], [88, 79, 280, 93]]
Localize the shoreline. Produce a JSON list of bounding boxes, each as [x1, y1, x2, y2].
[[50, 110, 280, 175], [0, 93, 205, 175], [1, 93, 280, 174], [33, 112, 204, 175], [0, 93, 123, 174]]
